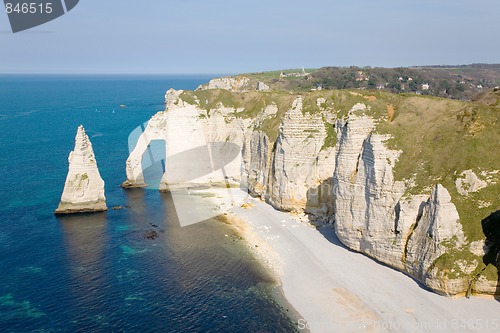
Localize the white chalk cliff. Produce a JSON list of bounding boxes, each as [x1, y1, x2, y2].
[[124, 88, 499, 296], [267, 97, 335, 214], [332, 107, 469, 294], [123, 89, 249, 191], [197, 76, 251, 92], [56, 125, 107, 214]]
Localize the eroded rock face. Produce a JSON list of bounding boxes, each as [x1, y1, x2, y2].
[[334, 104, 409, 267], [125, 91, 336, 215], [455, 169, 488, 196], [332, 105, 474, 295], [123, 92, 250, 191], [268, 97, 334, 214], [405, 184, 466, 294], [124, 89, 497, 296], [242, 130, 272, 198], [55, 125, 107, 214], [197, 76, 251, 92]]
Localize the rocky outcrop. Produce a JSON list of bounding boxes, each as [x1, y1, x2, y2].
[[197, 76, 251, 92], [268, 97, 335, 214], [455, 169, 488, 196], [124, 88, 499, 296], [123, 90, 250, 190], [405, 184, 467, 294], [332, 104, 483, 295], [333, 104, 409, 267], [55, 125, 107, 214], [256, 81, 270, 91]]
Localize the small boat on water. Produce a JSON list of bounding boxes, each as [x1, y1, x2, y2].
[[120, 104, 127, 108]]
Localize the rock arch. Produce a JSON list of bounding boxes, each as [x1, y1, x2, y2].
[[122, 105, 243, 191], [122, 117, 169, 188]]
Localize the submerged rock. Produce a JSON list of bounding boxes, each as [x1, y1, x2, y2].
[[55, 125, 107, 214], [144, 230, 159, 240]]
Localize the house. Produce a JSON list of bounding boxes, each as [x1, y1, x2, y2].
[[421, 83, 430, 90], [355, 71, 369, 82], [280, 67, 309, 78]]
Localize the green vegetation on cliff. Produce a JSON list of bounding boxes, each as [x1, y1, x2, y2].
[[242, 64, 500, 100], [178, 87, 500, 285]]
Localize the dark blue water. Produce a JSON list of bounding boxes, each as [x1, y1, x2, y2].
[[0, 75, 297, 332]]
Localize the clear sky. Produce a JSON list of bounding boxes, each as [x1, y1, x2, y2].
[[1, 0, 499, 74]]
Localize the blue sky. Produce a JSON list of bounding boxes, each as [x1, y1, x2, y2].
[[1, 0, 499, 74]]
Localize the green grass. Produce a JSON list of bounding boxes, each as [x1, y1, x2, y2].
[[480, 263, 499, 282], [321, 118, 337, 151], [430, 248, 482, 279], [241, 68, 318, 80], [178, 87, 500, 276], [376, 95, 500, 243]]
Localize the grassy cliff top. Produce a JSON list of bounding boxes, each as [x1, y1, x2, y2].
[[239, 64, 500, 100], [179, 87, 500, 246]]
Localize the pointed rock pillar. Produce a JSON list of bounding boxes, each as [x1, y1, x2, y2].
[[55, 125, 107, 214]]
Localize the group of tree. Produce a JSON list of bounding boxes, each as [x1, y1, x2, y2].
[[306, 65, 500, 100]]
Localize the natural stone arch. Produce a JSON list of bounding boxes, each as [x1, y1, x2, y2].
[[122, 105, 242, 191], [123, 117, 169, 188]]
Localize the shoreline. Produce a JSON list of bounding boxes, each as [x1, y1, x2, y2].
[[197, 187, 500, 333], [217, 212, 307, 331]]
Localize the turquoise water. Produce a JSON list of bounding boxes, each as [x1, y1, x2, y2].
[[0, 75, 297, 332]]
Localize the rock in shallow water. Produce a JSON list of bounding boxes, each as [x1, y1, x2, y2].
[[55, 125, 107, 214]]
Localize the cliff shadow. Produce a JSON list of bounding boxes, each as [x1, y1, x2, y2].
[[304, 177, 334, 218], [57, 212, 110, 313], [141, 139, 166, 189], [303, 177, 437, 294], [123, 187, 167, 241], [481, 210, 500, 301], [304, 177, 347, 248]]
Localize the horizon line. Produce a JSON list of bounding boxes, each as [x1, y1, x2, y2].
[[1, 63, 500, 76], [0, 72, 232, 76]]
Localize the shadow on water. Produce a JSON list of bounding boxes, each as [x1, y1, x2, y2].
[[123, 187, 167, 243], [57, 212, 110, 317], [124, 187, 147, 215], [481, 210, 500, 301], [155, 191, 299, 331]]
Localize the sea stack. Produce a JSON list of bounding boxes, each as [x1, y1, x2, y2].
[[55, 125, 107, 214]]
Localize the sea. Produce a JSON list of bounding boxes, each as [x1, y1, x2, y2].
[[0, 75, 298, 332]]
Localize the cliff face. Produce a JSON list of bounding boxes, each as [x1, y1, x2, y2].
[[56, 125, 107, 214], [405, 184, 467, 294], [197, 76, 251, 92], [332, 108, 469, 294], [333, 104, 408, 267], [123, 89, 248, 190], [267, 97, 335, 213], [124, 88, 500, 296], [125, 90, 335, 215]]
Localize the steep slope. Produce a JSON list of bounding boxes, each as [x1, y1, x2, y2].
[[124, 87, 500, 296]]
